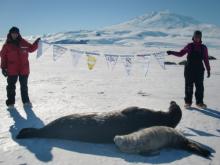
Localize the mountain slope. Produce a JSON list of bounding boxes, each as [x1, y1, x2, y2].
[[37, 11, 220, 47]]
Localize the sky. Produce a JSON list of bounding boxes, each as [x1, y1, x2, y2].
[[0, 0, 219, 37]]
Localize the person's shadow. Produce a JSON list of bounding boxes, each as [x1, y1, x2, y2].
[[8, 107, 212, 164], [190, 107, 220, 119], [8, 106, 53, 162]]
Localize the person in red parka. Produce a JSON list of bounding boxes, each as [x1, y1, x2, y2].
[[167, 30, 210, 109], [0, 27, 40, 109]]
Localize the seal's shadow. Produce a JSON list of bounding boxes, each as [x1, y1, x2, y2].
[[9, 108, 205, 164]]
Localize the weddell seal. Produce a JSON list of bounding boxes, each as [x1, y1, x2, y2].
[[16, 101, 182, 143], [114, 126, 212, 158]]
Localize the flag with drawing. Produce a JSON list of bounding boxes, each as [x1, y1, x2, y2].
[[121, 56, 134, 75], [70, 49, 83, 67], [137, 54, 151, 77], [104, 54, 119, 71], [53, 45, 68, 61], [154, 52, 166, 69]]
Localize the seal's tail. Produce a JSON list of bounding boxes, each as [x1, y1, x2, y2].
[[16, 128, 40, 139], [185, 139, 212, 158]]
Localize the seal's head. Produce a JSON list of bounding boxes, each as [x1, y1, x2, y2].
[[114, 135, 136, 153], [168, 101, 182, 128]]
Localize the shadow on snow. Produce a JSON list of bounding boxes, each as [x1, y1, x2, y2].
[[190, 107, 220, 120]]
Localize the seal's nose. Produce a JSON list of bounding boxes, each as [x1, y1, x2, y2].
[[114, 136, 124, 146]]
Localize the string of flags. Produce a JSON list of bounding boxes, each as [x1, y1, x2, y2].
[[37, 40, 166, 76]]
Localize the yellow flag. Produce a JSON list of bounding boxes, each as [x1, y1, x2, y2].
[[87, 55, 97, 70]]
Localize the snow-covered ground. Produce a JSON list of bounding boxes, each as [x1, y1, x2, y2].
[[0, 43, 220, 165], [0, 11, 220, 165]]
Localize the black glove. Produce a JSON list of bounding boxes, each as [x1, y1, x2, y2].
[[207, 70, 210, 78], [167, 51, 173, 55], [2, 68, 8, 77], [35, 37, 41, 44]]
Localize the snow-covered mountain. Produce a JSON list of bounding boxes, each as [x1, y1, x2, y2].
[[39, 11, 220, 48], [106, 11, 200, 30]]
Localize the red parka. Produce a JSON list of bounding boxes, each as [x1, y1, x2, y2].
[[0, 37, 38, 76]]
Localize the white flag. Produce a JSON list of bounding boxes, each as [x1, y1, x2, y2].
[[137, 54, 151, 77], [36, 40, 52, 59], [53, 45, 68, 61], [121, 56, 134, 76], [104, 54, 119, 71], [70, 49, 83, 67], [36, 39, 43, 58], [154, 52, 166, 69]]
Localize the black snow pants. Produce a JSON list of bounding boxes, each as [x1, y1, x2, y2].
[[6, 75, 30, 106], [184, 45, 205, 105]]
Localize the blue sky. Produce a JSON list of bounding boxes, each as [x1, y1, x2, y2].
[[0, 0, 219, 37]]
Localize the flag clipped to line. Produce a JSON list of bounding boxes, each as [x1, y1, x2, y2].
[[53, 45, 68, 61], [86, 52, 99, 70], [154, 52, 166, 70], [36, 40, 52, 59], [121, 55, 134, 76], [137, 54, 151, 77], [36, 39, 43, 58], [70, 49, 83, 67], [104, 54, 119, 71]]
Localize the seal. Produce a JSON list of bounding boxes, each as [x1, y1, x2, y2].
[[114, 126, 211, 158], [16, 101, 182, 143]]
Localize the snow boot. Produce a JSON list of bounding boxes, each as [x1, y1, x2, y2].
[[184, 103, 192, 109], [7, 104, 15, 110], [196, 103, 207, 109]]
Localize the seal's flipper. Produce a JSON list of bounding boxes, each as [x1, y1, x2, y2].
[[185, 139, 212, 158]]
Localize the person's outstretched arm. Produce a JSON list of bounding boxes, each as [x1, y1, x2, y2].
[[167, 44, 190, 57], [23, 38, 40, 53]]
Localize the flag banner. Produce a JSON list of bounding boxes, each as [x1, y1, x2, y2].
[[120, 55, 134, 75], [137, 54, 151, 77], [53, 45, 68, 61], [104, 54, 119, 71], [36, 40, 43, 58], [70, 49, 83, 67], [37, 40, 167, 76], [154, 52, 166, 69], [87, 55, 97, 70]]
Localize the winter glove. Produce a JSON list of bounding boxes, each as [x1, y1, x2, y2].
[[35, 37, 41, 44], [207, 70, 210, 78], [2, 68, 8, 77], [167, 51, 174, 55]]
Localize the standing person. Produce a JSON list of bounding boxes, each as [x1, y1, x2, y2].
[[0, 27, 40, 109], [167, 30, 210, 109]]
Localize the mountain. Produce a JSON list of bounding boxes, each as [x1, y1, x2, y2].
[[105, 11, 200, 30], [40, 11, 220, 47]]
